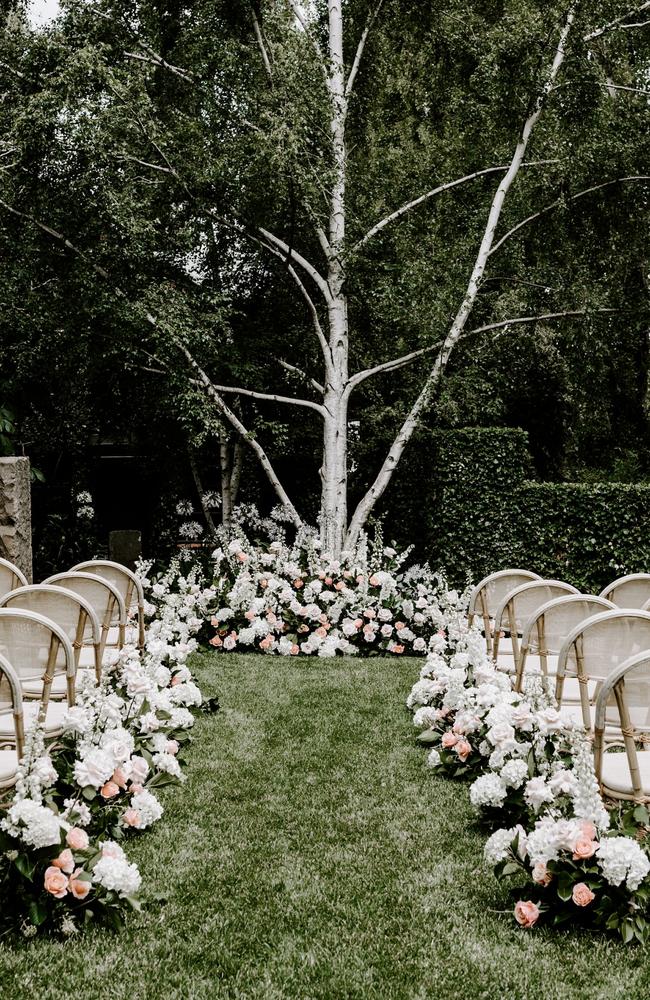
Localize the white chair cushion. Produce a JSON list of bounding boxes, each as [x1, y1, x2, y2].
[[0, 701, 68, 737], [0, 747, 19, 784], [601, 750, 650, 796], [22, 674, 69, 698]]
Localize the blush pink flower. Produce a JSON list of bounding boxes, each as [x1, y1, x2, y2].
[[532, 862, 552, 886], [325, 577, 333, 586], [441, 731, 458, 749], [353, 619, 363, 630], [101, 780, 120, 799], [171, 674, 182, 685], [392, 644, 405, 654], [394, 621, 406, 631], [455, 738, 471, 761], [236, 551, 248, 562], [209, 635, 223, 648], [363, 609, 376, 619], [44, 866, 69, 898], [52, 849, 75, 874], [572, 882, 595, 907], [210, 616, 219, 627], [572, 837, 597, 861], [66, 827, 89, 851], [356, 575, 364, 583], [315, 626, 327, 638], [369, 575, 380, 587], [579, 820, 597, 841], [129, 783, 144, 795], [334, 582, 345, 591], [69, 868, 92, 900], [245, 610, 255, 621], [514, 900, 540, 928], [259, 635, 274, 650], [166, 740, 179, 756], [112, 767, 128, 789], [290, 644, 300, 655], [122, 808, 141, 828]]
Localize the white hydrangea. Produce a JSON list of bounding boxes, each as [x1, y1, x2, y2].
[[484, 825, 526, 865], [470, 774, 508, 809], [74, 748, 115, 789], [2, 800, 62, 849], [597, 837, 650, 891], [500, 759, 529, 789], [93, 854, 142, 897], [130, 789, 164, 829], [426, 748, 441, 768]]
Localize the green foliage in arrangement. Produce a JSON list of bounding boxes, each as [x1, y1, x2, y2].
[[384, 427, 650, 591]]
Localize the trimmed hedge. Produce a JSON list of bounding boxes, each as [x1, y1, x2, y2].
[[383, 427, 650, 592]]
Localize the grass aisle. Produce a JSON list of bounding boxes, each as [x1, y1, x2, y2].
[[1, 653, 649, 999]]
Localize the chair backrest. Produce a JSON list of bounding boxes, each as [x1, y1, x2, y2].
[[0, 558, 28, 601], [0, 585, 101, 668], [600, 573, 650, 609], [556, 609, 650, 729], [71, 560, 145, 648], [0, 650, 25, 760], [594, 650, 650, 802], [515, 593, 615, 690], [41, 572, 126, 649], [467, 569, 542, 652], [493, 580, 580, 662], [0, 608, 76, 709]]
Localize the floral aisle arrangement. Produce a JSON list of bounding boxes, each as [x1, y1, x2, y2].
[[0, 568, 214, 937], [207, 520, 466, 657], [406, 626, 650, 944]]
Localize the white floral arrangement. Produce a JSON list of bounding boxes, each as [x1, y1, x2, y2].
[[0, 565, 215, 937]]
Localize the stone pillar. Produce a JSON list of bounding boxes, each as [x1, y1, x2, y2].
[[0, 457, 33, 582]]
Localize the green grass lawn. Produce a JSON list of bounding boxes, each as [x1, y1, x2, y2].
[[1, 652, 649, 999]]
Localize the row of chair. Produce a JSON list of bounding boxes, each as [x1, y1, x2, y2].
[[467, 569, 650, 804], [0, 557, 145, 794]]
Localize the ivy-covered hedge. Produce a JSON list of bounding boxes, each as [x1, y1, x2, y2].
[[383, 427, 650, 592]]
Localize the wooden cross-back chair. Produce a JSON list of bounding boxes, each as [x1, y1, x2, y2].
[[515, 593, 614, 692], [491, 579, 579, 667], [594, 651, 650, 804], [0, 585, 102, 686], [599, 573, 650, 609], [556, 609, 650, 733], [71, 560, 145, 650], [0, 652, 25, 795], [41, 572, 126, 669], [0, 558, 28, 602], [0, 608, 76, 740], [467, 569, 542, 655]]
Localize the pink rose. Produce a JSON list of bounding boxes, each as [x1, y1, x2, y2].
[[343, 570, 351, 579], [369, 575, 380, 586], [66, 827, 89, 851], [455, 738, 471, 762], [392, 644, 405, 654], [166, 740, 179, 756], [266, 611, 277, 623], [315, 627, 327, 638], [394, 621, 406, 631], [335, 582, 345, 591], [363, 623, 375, 634], [69, 868, 92, 900], [441, 731, 458, 749], [319, 614, 329, 625], [290, 644, 300, 655], [363, 609, 376, 619], [572, 882, 595, 907], [532, 862, 552, 886], [122, 808, 142, 828], [259, 635, 274, 650], [325, 577, 333, 586], [514, 900, 540, 928], [572, 837, 597, 861], [318, 572, 326, 580], [210, 616, 219, 627], [44, 866, 69, 898], [129, 783, 144, 794], [209, 635, 223, 648], [101, 780, 120, 799], [236, 551, 248, 562], [579, 821, 597, 841], [245, 610, 255, 621], [356, 575, 364, 583], [171, 674, 182, 685], [353, 619, 363, 630], [112, 767, 128, 789], [52, 849, 74, 874]]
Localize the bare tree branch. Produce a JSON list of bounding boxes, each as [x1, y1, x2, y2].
[[250, 5, 274, 85], [253, 226, 333, 302], [345, 0, 384, 98], [208, 382, 326, 415], [114, 152, 177, 175], [123, 51, 194, 82], [286, 0, 328, 80], [489, 175, 650, 258], [0, 196, 302, 527], [276, 359, 325, 393], [346, 345, 439, 395], [346, 6, 577, 547], [353, 161, 561, 251], [593, 81, 650, 96], [584, 2, 650, 40], [466, 308, 624, 338]]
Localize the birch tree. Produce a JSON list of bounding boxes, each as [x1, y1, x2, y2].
[[3, 1, 650, 555]]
